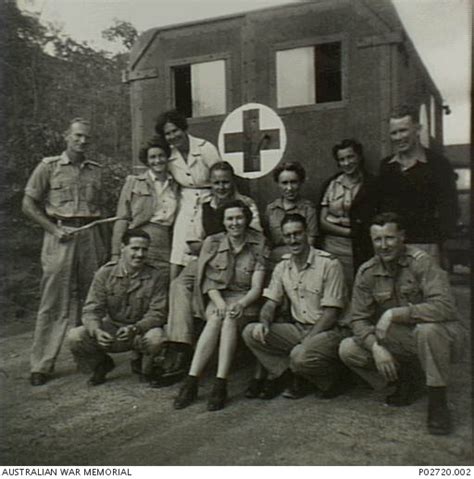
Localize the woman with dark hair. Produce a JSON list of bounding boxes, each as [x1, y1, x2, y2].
[[111, 136, 179, 280], [319, 139, 376, 288], [264, 161, 318, 266], [155, 110, 221, 280], [173, 199, 269, 412]]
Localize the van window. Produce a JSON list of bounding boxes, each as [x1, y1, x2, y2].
[[173, 60, 226, 117], [276, 41, 342, 108]]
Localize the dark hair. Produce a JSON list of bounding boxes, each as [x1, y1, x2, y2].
[[390, 104, 419, 123], [138, 136, 171, 166], [371, 212, 405, 231], [218, 199, 253, 228], [281, 213, 307, 231], [155, 110, 188, 138], [332, 138, 365, 165], [121, 228, 151, 245], [273, 161, 306, 183], [210, 161, 235, 177]]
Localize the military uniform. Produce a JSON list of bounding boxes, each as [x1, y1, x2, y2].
[[339, 246, 465, 389], [67, 259, 168, 373], [25, 152, 105, 375], [242, 248, 347, 390]]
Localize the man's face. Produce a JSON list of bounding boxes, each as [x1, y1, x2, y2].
[[65, 122, 91, 156], [277, 170, 302, 202], [389, 115, 420, 155], [370, 222, 405, 264], [163, 122, 189, 151], [147, 147, 169, 176], [121, 237, 149, 272], [336, 146, 361, 176], [282, 220, 309, 258], [211, 169, 234, 201]]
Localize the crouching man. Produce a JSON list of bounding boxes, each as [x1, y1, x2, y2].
[[242, 213, 349, 400], [67, 229, 168, 386], [339, 212, 465, 435]]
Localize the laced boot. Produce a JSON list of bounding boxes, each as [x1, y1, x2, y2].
[[207, 378, 228, 411], [173, 375, 198, 410]]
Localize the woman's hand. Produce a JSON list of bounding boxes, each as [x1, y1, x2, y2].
[[213, 299, 228, 320], [228, 301, 244, 320]]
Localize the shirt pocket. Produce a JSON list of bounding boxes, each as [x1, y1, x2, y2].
[[373, 290, 393, 305], [205, 255, 228, 284], [49, 179, 74, 207], [399, 279, 420, 304], [130, 183, 153, 217]]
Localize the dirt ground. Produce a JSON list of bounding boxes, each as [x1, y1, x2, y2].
[[0, 224, 472, 466]]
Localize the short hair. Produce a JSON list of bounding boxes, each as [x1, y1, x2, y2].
[[138, 136, 171, 166], [210, 161, 235, 177], [370, 212, 405, 231], [121, 228, 151, 245], [218, 199, 253, 228], [273, 161, 306, 183], [332, 138, 365, 165], [281, 213, 307, 231], [65, 117, 90, 135], [155, 110, 188, 138], [390, 104, 419, 123]]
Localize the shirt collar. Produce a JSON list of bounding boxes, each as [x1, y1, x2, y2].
[[288, 247, 316, 271], [388, 148, 427, 168], [216, 231, 259, 253], [271, 197, 304, 211], [59, 151, 99, 168], [112, 260, 151, 279], [372, 248, 410, 276]]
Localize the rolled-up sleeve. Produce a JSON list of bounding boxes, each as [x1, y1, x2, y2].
[[24, 161, 51, 201], [263, 262, 285, 305], [320, 258, 346, 309]]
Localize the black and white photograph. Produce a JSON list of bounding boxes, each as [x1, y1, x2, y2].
[[0, 0, 471, 469]]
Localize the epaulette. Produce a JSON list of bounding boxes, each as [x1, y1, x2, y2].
[[314, 248, 334, 259], [407, 247, 429, 261], [358, 257, 377, 274], [103, 260, 118, 267], [41, 156, 62, 164]]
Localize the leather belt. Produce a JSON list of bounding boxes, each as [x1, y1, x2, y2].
[[52, 217, 98, 227]]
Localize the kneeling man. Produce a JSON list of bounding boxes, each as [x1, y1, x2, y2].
[[339, 212, 465, 435], [68, 229, 168, 385], [243, 213, 348, 399]]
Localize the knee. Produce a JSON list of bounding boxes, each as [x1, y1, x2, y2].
[[289, 344, 307, 373], [143, 327, 165, 354], [66, 326, 89, 349], [415, 323, 443, 341], [242, 323, 256, 345], [338, 337, 365, 368]]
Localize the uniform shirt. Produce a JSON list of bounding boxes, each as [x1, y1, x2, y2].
[[81, 260, 168, 333], [264, 197, 318, 247], [24, 151, 102, 218], [351, 246, 459, 351], [376, 148, 458, 243], [202, 234, 267, 294], [264, 247, 346, 325], [320, 174, 362, 228], [147, 171, 179, 226], [167, 134, 220, 188]]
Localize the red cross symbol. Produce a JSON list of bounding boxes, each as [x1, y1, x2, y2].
[[223, 108, 281, 173]]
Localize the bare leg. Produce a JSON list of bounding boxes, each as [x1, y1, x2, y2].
[[216, 316, 238, 379], [188, 317, 222, 377]]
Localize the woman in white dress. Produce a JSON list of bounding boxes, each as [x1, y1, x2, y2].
[[155, 110, 221, 280]]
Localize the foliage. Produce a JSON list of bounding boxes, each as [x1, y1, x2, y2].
[[102, 19, 139, 50]]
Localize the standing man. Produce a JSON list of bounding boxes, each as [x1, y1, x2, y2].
[[22, 118, 105, 386], [67, 229, 168, 386], [376, 104, 458, 264], [242, 213, 349, 400], [339, 213, 465, 435]]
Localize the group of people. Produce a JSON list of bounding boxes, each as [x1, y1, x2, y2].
[[22, 104, 464, 436]]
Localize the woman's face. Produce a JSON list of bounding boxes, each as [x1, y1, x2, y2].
[[163, 122, 188, 151], [223, 207, 247, 239], [277, 170, 302, 202], [147, 147, 169, 175], [336, 146, 361, 176], [211, 169, 235, 201]]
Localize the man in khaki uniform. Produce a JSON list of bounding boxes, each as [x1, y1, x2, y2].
[[67, 229, 168, 386], [339, 212, 465, 435], [242, 213, 348, 400], [23, 118, 105, 386]]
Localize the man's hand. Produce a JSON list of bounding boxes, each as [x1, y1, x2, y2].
[[372, 343, 398, 382], [228, 302, 244, 320], [53, 225, 74, 242], [94, 328, 114, 348], [375, 309, 393, 341], [213, 299, 228, 320], [252, 323, 269, 344], [116, 325, 136, 342]]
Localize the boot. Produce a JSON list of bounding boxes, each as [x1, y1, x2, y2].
[[161, 344, 193, 384], [173, 375, 198, 410], [88, 355, 115, 386], [385, 360, 425, 406], [245, 378, 266, 399], [427, 386, 452, 435], [282, 374, 313, 399], [207, 378, 228, 411]]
